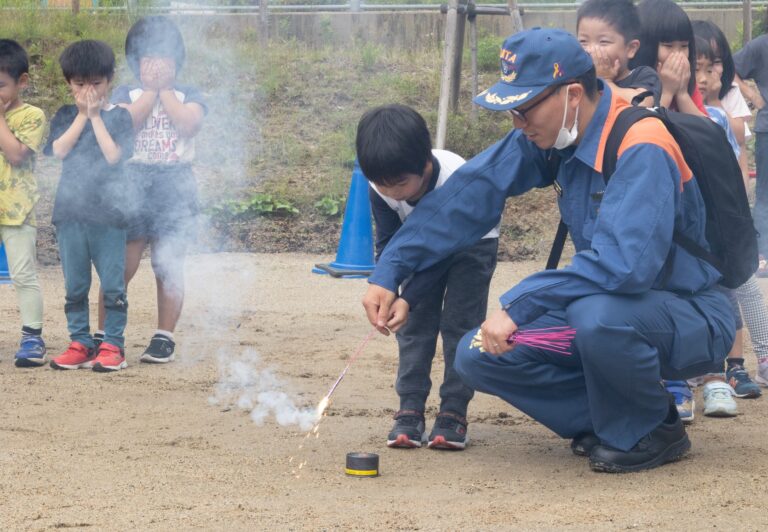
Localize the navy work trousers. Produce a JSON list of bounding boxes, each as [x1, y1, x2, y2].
[[455, 288, 735, 451]]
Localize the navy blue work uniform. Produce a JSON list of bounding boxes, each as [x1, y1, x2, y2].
[[367, 85, 735, 452]]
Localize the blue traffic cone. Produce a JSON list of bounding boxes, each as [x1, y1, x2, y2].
[[0, 242, 12, 284], [313, 160, 375, 278]]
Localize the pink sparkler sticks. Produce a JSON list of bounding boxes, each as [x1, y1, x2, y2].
[[507, 326, 577, 356], [321, 328, 378, 406]]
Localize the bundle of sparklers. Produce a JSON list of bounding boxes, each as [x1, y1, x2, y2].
[[316, 325, 577, 417]]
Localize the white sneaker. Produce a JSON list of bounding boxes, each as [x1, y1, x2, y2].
[[703, 381, 738, 417], [755, 361, 768, 387]]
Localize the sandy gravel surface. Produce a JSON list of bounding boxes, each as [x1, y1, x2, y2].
[[2, 253, 768, 530]]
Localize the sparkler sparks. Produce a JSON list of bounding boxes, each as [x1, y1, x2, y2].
[[290, 327, 379, 478]]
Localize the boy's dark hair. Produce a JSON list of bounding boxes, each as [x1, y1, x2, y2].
[[576, 0, 640, 42], [59, 40, 116, 82], [695, 35, 715, 63], [692, 20, 735, 100], [356, 104, 432, 187], [125, 16, 186, 78], [632, 0, 697, 96], [0, 39, 29, 81]]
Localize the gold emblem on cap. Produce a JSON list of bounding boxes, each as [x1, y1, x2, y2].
[[481, 89, 532, 105], [501, 71, 517, 83]]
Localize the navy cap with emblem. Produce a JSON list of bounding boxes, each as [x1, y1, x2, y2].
[[473, 27, 594, 111]]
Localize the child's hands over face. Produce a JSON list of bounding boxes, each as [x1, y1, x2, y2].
[[587, 45, 620, 82], [74, 86, 89, 115], [658, 51, 690, 96], [85, 87, 103, 118], [154, 58, 176, 91], [140, 57, 162, 91]]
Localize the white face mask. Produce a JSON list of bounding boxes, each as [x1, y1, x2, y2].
[[553, 87, 579, 150]]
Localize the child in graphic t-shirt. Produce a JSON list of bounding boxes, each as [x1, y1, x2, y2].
[[99, 16, 207, 364]]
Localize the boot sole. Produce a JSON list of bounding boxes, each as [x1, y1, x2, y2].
[[589, 435, 691, 473], [92, 361, 128, 372], [387, 434, 423, 448], [140, 353, 175, 364], [50, 361, 94, 370], [15, 357, 46, 368], [427, 435, 467, 450]]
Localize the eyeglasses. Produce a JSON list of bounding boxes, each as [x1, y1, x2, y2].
[[507, 84, 565, 122]]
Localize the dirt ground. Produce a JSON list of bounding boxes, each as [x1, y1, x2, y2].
[[2, 252, 768, 530]]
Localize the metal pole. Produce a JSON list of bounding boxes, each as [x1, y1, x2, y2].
[[449, 0, 469, 112], [469, 11, 478, 121], [507, 0, 523, 34], [436, 0, 459, 149], [743, 0, 753, 46], [260, 0, 269, 43]]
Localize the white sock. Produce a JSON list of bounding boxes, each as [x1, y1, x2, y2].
[[155, 329, 174, 341]]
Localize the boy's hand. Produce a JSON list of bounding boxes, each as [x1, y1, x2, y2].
[[386, 298, 410, 333], [140, 58, 161, 91], [74, 87, 89, 116], [362, 284, 397, 336], [587, 46, 620, 82], [480, 309, 518, 356], [85, 87, 103, 119], [155, 58, 176, 91]]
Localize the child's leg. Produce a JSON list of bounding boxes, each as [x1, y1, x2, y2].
[[97, 237, 147, 332], [734, 275, 768, 364], [438, 238, 498, 418], [0, 224, 43, 332], [150, 233, 187, 332], [394, 284, 445, 413], [90, 226, 128, 349], [56, 223, 94, 348]]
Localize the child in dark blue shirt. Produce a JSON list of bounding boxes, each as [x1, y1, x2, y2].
[[45, 40, 135, 372]]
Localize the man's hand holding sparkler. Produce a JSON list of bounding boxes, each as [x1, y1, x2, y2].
[[362, 284, 398, 335], [480, 309, 518, 356]]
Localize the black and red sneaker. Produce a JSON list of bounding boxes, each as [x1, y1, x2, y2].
[[387, 409, 426, 448], [427, 412, 468, 450]]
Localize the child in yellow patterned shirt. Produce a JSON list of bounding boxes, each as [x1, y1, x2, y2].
[[0, 39, 47, 367]]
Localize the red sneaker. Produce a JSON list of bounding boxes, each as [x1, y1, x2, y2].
[[50, 341, 95, 370], [92, 342, 127, 372]]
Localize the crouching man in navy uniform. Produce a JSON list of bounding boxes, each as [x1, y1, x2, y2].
[[361, 28, 735, 472]]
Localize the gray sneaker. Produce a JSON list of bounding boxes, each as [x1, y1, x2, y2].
[[427, 412, 469, 450], [387, 410, 426, 448]]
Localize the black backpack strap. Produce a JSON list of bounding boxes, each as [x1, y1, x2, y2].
[[630, 89, 657, 107], [604, 106, 728, 277], [546, 219, 569, 270], [602, 106, 658, 181], [544, 151, 566, 270]]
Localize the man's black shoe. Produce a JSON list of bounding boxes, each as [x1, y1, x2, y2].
[[570, 432, 600, 457], [589, 407, 690, 473]]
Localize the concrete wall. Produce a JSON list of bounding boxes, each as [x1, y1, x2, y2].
[[190, 8, 756, 49]]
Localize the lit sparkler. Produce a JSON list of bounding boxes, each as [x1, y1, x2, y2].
[[290, 327, 379, 478]]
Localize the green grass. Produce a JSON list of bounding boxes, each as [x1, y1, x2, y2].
[[3, 9, 557, 258]]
